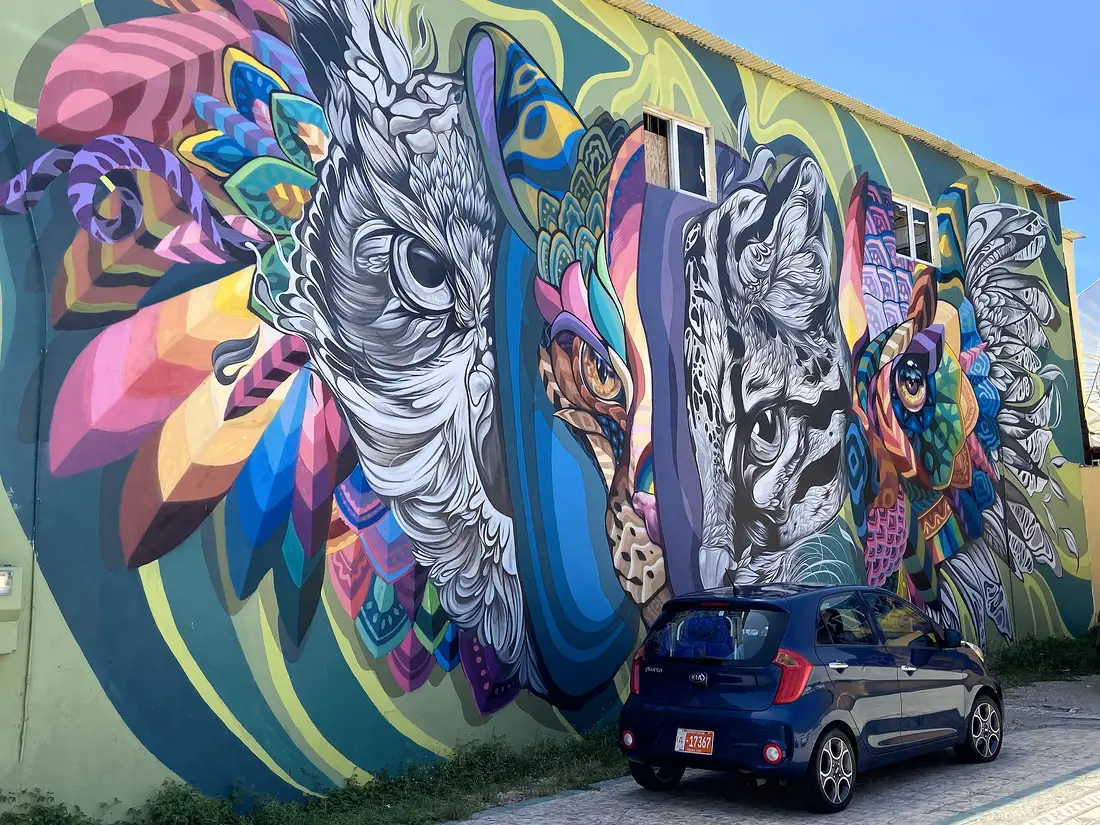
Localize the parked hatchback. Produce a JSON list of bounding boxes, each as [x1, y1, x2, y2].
[[619, 583, 1003, 812]]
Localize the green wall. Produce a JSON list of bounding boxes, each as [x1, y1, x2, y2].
[[0, 0, 1091, 809]]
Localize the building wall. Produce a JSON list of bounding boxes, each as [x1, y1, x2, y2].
[[0, 0, 1093, 807], [1082, 466, 1100, 622]]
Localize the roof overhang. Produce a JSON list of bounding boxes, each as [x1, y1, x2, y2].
[[604, 0, 1072, 203]]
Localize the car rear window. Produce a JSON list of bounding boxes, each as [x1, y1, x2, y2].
[[648, 606, 786, 665]]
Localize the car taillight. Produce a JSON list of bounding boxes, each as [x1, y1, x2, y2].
[[773, 648, 812, 704], [630, 645, 646, 695]]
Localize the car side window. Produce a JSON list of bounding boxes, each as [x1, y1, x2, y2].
[[815, 594, 876, 646], [867, 594, 938, 647]]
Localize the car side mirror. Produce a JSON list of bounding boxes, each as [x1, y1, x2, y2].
[[942, 629, 962, 648]]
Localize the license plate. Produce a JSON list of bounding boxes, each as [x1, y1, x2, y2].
[[674, 728, 714, 755]]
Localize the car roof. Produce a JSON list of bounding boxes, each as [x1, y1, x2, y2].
[[666, 582, 879, 607]]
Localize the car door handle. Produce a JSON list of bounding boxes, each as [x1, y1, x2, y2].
[[902, 665, 917, 674], [827, 662, 848, 672]]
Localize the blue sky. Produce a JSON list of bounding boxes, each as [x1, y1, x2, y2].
[[660, 0, 1100, 290]]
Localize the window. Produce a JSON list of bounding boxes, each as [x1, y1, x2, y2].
[[816, 594, 876, 646], [866, 594, 938, 647], [644, 110, 713, 200], [892, 198, 935, 265], [649, 607, 783, 664]]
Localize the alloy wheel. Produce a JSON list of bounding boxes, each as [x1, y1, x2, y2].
[[971, 700, 1002, 759], [818, 734, 854, 806]]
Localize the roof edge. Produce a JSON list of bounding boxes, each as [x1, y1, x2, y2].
[[603, 0, 1072, 202], [1064, 229, 1087, 241]]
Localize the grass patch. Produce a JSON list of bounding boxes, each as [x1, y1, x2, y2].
[[0, 727, 627, 825], [986, 632, 1100, 687]]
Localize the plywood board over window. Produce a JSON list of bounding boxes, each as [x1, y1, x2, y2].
[[644, 112, 670, 188], [643, 106, 715, 201]]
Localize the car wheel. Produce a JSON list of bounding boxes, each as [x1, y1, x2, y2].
[[803, 728, 856, 813], [628, 761, 686, 791], [955, 695, 1002, 763]]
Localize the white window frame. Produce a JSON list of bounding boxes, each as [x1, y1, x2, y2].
[[644, 105, 716, 202], [669, 120, 711, 201], [892, 195, 937, 267]]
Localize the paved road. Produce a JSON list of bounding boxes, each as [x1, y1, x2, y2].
[[461, 682, 1100, 825]]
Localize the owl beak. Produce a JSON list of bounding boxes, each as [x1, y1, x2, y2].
[[468, 359, 495, 407]]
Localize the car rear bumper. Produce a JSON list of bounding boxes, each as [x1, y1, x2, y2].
[[619, 700, 815, 778]]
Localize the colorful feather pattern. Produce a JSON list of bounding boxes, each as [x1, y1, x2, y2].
[[21, 16, 469, 667], [223, 368, 309, 597], [119, 351, 290, 567], [37, 12, 250, 146], [49, 270, 259, 476], [224, 335, 311, 420], [334, 468, 416, 584]]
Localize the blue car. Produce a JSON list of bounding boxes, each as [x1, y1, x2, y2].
[[619, 583, 1003, 813]]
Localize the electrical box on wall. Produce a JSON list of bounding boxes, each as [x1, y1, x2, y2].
[[0, 565, 21, 655]]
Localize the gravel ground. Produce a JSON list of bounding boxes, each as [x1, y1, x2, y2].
[[1002, 679, 1100, 730]]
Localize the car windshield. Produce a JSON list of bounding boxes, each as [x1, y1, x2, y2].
[[649, 607, 780, 663]]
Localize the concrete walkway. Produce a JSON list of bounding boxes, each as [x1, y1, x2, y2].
[[960, 769, 1100, 825], [459, 681, 1100, 825]]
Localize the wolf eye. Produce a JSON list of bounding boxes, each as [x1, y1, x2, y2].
[[391, 235, 453, 314], [748, 408, 783, 464], [579, 341, 623, 402]]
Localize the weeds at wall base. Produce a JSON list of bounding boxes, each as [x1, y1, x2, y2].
[[985, 632, 1100, 687], [0, 727, 627, 825], [4, 634, 1099, 825]]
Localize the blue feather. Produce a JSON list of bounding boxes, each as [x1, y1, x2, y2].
[[224, 371, 309, 599]]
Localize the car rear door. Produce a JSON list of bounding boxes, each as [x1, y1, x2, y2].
[[865, 592, 968, 744], [639, 600, 790, 712], [815, 591, 904, 756]]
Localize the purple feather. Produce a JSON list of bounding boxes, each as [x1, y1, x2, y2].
[[66, 135, 254, 258], [0, 147, 75, 214]]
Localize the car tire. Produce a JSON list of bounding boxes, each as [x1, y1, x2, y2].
[[955, 694, 1003, 764], [803, 728, 856, 813], [628, 761, 685, 791]]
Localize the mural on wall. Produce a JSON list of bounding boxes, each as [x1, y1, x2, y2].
[[842, 176, 1071, 643], [0, 0, 1091, 799]]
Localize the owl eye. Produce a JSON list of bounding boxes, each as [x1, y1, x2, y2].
[[894, 363, 928, 412], [579, 341, 623, 402], [749, 407, 784, 464], [391, 235, 453, 314]]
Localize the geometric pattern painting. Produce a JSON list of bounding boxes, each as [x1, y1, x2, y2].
[[0, 0, 1091, 802]]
